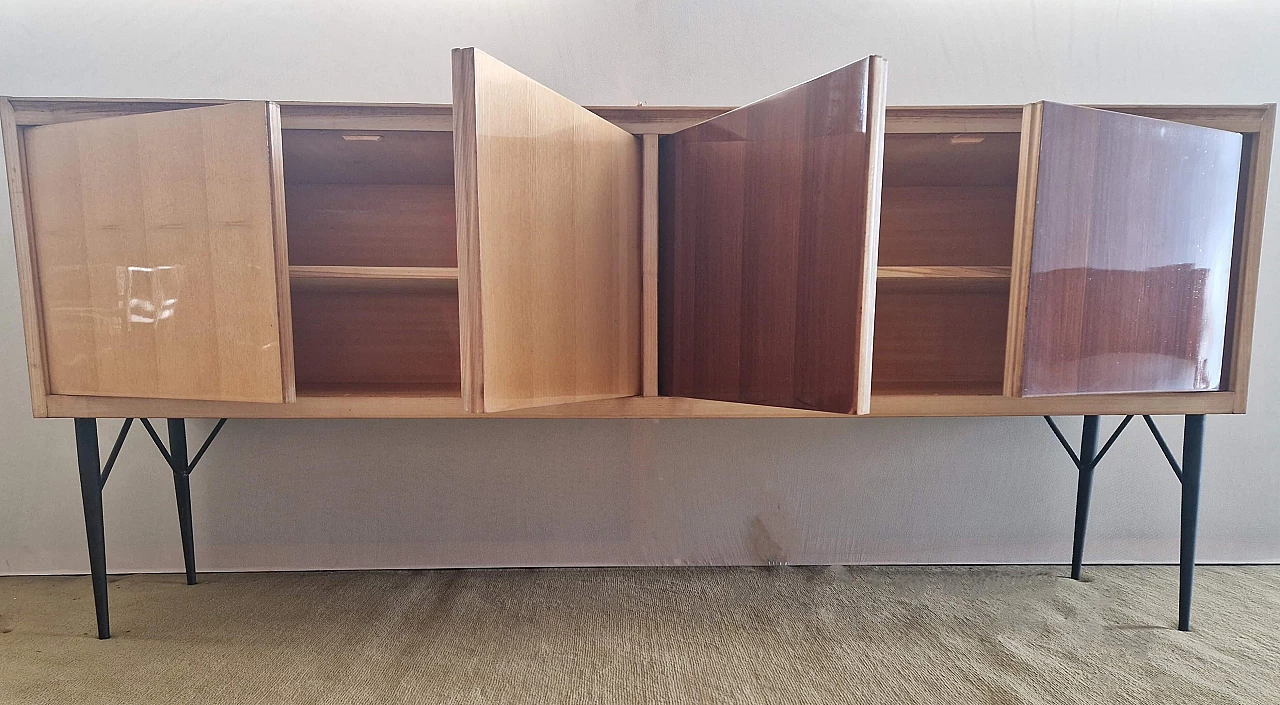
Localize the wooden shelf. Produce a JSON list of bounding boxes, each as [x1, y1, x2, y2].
[[871, 380, 1004, 397], [877, 265, 1010, 279], [876, 265, 1010, 291], [296, 382, 461, 398], [289, 265, 459, 291]]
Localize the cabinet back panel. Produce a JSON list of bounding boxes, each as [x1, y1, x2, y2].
[[281, 130, 453, 185], [284, 184, 457, 267], [291, 288, 461, 392], [871, 285, 1009, 394], [879, 133, 1018, 267]]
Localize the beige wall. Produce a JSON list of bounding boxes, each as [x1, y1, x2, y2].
[[1, 0, 1278, 574]]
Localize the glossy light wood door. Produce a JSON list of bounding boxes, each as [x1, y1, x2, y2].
[[22, 102, 294, 403], [658, 56, 886, 414], [1007, 102, 1243, 396], [453, 48, 641, 412]]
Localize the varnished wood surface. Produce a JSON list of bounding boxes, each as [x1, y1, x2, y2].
[[281, 129, 454, 184], [453, 48, 641, 412], [659, 56, 885, 414], [6, 98, 1271, 135], [4, 97, 1271, 418], [284, 184, 457, 267], [1017, 102, 1243, 396], [872, 287, 1009, 395], [641, 133, 660, 397], [288, 265, 458, 291], [1, 99, 49, 415], [41, 390, 1237, 419], [1226, 105, 1276, 411], [291, 288, 460, 392], [877, 265, 1011, 279], [22, 102, 290, 403]]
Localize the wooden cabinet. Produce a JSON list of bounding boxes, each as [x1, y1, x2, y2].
[[1, 54, 1273, 419]]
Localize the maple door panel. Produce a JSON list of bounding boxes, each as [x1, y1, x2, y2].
[[23, 102, 292, 402], [453, 48, 641, 412]]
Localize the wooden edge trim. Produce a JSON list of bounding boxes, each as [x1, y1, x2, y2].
[[640, 133, 660, 397], [855, 56, 887, 415], [452, 48, 485, 413], [266, 102, 296, 403], [1, 98, 50, 417], [42, 391, 1236, 420], [1228, 103, 1276, 413], [1003, 102, 1043, 398]]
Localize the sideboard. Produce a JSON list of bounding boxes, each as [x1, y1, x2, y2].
[[3, 49, 1273, 638]]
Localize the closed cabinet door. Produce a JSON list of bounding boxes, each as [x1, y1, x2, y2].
[[452, 48, 643, 413], [658, 56, 888, 414], [1006, 102, 1244, 397], [22, 102, 294, 403]]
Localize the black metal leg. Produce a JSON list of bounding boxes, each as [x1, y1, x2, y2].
[[1070, 415, 1101, 581], [74, 418, 110, 639], [167, 419, 197, 585], [1179, 414, 1205, 631]]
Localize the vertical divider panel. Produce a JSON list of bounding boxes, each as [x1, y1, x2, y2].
[[641, 133, 659, 397]]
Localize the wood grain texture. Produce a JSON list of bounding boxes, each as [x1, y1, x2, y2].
[[281, 129, 454, 185], [1, 98, 50, 415], [1018, 102, 1243, 396], [41, 389, 1236, 420], [266, 103, 296, 403], [22, 102, 289, 402], [872, 287, 1009, 395], [877, 265, 1011, 279], [878, 186, 1017, 267], [658, 56, 885, 414], [289, 265, 458, 291], [641, 133, 659, 397], [7, 98, 1269, 135], [284, 184, 457, 267], [453, 48, 641, 413], [291, 287, 460, 393], [1226, 103, 1275, 412], [1003, 103, 1044, 397]]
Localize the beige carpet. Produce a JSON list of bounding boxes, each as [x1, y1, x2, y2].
[[1, 566, 1279, 704]]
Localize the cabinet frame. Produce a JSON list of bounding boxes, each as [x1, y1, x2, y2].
[[4, 98, 1273, 418]]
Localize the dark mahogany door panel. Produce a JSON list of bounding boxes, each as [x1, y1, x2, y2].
[[658, 56, 886, 414], [1015, 102, 1243, 396]]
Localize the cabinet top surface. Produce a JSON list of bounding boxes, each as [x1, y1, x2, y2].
[[3, 97, 1273, 134]]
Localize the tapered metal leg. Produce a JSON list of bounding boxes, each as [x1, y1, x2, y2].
[[167, 419, 197, 585], [74, 418, 110, 639], [1070, 416, 1101, 581], [1179, 414, 1205, 631]]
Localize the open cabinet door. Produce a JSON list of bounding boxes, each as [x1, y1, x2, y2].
[[1006, 102, 1243, 396], [453, 48, 642, 413], [22, 102, 294, 403], [658, 56, 887, 414]]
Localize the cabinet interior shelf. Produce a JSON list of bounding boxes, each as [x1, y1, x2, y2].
[[289, 265, 460, 291], [876, 265, 1011, 291]]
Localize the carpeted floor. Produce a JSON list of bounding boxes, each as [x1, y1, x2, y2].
[[1, 566, 1279, 704]]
